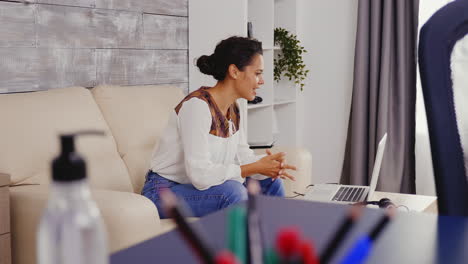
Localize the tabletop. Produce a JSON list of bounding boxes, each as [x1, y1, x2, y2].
[[111, 195, 468, 264]]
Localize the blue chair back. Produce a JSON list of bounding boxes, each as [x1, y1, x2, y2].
[[419, 0, 468, 217]]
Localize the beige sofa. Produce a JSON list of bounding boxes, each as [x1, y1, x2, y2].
[[0, 85, 312, 264]]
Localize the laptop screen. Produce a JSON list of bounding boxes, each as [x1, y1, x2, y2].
[[367, 133, 387, 201]]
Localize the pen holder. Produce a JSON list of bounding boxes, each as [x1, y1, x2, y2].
[[224, 206, 320, 264]]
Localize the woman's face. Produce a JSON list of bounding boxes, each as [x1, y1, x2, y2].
[[235, 54, 265, 101]]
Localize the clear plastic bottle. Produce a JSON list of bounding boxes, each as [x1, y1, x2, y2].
[[37, 132, 109, 264]]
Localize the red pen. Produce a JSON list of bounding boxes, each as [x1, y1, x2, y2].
[[215, 250, 240, 264], [299, 240, 319, 264]]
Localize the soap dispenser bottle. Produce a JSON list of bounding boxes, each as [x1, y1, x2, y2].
[[37, 131, 109, 264]]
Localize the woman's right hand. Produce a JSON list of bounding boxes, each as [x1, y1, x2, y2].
[[256, 150, 296, 181]]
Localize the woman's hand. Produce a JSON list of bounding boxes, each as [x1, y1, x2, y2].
[[240, 149, 297, 180], [257, 149, 296, 181]]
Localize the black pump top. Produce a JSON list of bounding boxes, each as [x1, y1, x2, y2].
[[52, 131, 105, 182]]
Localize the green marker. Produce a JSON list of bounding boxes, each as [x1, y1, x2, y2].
[[227, 206, 247, 264]]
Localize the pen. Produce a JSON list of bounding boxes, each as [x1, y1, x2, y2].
[[339, 210, 394, 264], [247, 180, 263, 264], [320, 205, 363, 264], [339, 236, 371, 264], [160, 189, 216, 264], [369, 212, 391, 241]]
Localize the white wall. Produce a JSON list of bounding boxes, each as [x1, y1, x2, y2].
[[296, 0, 358, 184], [188, 0, 247, 92]]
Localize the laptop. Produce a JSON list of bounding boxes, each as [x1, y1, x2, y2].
[[303, 133, 387, 204]]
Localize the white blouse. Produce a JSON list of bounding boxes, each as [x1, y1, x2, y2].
[[149, 94, 267, 190]]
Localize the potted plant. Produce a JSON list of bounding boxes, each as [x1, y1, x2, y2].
[[274, 27, 309, 91]]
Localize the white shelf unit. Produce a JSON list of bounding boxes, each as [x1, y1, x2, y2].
[[274, 99, 296, 106], [189, 0, 299, 148], [263, 46, 281, 50], [247, 103, 272, 110], [247, 0, 299, 147]]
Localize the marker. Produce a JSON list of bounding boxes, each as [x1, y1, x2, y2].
[[299, 240, 320, 264], [320, 205, 363, 264], [275, 227, 320, 264], [227, 207, 247, 264], [276, 227, 302, 263], [339, 209, 395, 264], [215, 250, 240, 264], [160, 189, 215, 264], [247, 180, 263, 264]]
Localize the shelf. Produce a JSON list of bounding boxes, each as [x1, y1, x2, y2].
[[274, 99, 296, 106], [249, 141, 275, 149], [247, 103, 272, 110], [247, 0, 297, 147], [263, 46, 281, 50]]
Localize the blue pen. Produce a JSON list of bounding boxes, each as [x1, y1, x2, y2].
[[340, 211, 392, 264], [339, 236, 372, 264], [320, 206, 363, 264]]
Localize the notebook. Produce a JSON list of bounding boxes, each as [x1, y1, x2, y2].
[[303, 133, 387, 204]]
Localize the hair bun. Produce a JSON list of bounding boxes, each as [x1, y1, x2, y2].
[[196, 55, 215, 76]]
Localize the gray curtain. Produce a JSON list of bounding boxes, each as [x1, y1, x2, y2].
[[341, 0, 419, 194]]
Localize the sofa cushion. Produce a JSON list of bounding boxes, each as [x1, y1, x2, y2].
[[91, 85, 184, 193], [0, 87, 133, 192], [10, 185, 162, 264]]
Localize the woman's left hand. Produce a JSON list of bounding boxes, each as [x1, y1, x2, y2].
[[265, 149, 297, 181]]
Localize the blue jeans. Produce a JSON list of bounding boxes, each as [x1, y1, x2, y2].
[[141, 171, 285, 218]]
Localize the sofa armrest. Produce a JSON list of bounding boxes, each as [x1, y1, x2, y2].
[[10, 185, 163, 264], [255, 146, 312, 197]]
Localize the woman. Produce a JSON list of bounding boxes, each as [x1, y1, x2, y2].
[[142, 36, 296, 218]]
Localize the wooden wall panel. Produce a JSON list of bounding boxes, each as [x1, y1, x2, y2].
[[36, 5, 143, 48], [0, 2, 35, 47], [96, 49, 188, 85], [0, 0, 188, 93], [0, 48, 41, 93], [0, 48, 95, 93], [37, 0, 95, 8], [95, 0, 187, 16], [143, 14, 188, 49], [38, 48, 96, 89]]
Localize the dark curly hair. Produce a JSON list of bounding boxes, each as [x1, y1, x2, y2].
[[196, 36, 263, 81]]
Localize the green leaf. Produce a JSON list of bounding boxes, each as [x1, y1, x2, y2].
[[274, 27, 309, 91]]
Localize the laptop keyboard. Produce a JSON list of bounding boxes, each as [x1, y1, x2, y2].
[[332, 187, 365, 202]]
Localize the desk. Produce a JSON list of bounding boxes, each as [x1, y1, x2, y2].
[[371, 191, 438, 214], [111, 195, 467, 264], [296, 190, 438, 213]]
